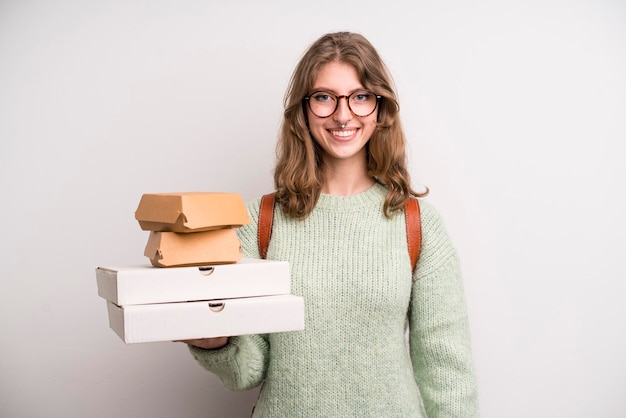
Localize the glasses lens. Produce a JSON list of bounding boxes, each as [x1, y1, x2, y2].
[[308, 91, 336, 117], [307, 90, 378, 118], [349, 90, 378, 117]]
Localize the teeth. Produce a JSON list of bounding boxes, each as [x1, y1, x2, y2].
[[330, 129, 356, 137]]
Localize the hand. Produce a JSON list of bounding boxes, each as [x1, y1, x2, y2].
[[178, 337, 229, 350]]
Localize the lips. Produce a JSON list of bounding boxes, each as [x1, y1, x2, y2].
[[329, 128, 357, 138]]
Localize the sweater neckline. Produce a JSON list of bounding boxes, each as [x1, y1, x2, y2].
[[314, 182, 387, 211]]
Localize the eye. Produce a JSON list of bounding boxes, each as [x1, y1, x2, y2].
[[312, 92, 335, 103], [352, 91, 372, 103]]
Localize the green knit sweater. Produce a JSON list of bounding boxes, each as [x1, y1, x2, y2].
[[189, 183, 478, 417]]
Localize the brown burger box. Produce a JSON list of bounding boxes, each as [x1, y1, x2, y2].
[[135, 192, 251, 233], [144, 228, 242, 267]]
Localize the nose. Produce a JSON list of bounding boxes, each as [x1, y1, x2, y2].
[[334, 96, 353, 123]]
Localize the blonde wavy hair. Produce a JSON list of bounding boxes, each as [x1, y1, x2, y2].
[[274, 31, 427, 219]]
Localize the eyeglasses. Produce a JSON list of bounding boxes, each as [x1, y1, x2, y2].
[[304, 90, 382, 118]]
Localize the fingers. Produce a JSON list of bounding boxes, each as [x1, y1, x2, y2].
[[176, 336, 229, 350]]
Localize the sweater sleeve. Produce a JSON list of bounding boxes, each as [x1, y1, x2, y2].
[[188, 334, 269, 390], [408, 202, 479, 417], [186, 198, 270, 390]]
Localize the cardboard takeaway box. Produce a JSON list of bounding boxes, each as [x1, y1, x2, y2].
[[144, 228, 242, 267], [135, 192, 251, 233], [97, 257, 291, 305], [96, 258, 305, 344], [106, 295, 303, 344]]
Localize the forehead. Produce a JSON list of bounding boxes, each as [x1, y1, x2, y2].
[[312, 61, 362, 92]]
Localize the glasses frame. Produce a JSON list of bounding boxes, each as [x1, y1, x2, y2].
[[303, 90, 382, 118]]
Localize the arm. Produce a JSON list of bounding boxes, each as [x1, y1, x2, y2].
[[185, 198, 270, 390], [187, 334, 269, 390], [408, 203, 479, 417]]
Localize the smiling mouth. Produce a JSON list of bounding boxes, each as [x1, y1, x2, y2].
[[329, 129, 357, 137]]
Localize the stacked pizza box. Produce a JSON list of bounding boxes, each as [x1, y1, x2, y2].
[[95, 192, 304, 344]]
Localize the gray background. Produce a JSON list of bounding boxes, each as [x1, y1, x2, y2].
[[1, 1, 625, 417]]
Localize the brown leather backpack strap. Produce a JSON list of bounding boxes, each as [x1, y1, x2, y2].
[[405, 197, 422, 273], [258, 192, 276, 259]]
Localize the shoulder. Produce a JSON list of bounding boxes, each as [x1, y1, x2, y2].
[[234, 195, 268, 258], [416, 199, 449, 239], [414, 199, 458, 277], [246, 196, 263, 219], [241, 193, 277, 223]]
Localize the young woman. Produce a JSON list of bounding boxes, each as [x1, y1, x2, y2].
[[183, 31, 479, 417]]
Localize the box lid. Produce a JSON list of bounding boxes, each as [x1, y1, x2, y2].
[[134, 192, 251, 232], [96, 258, 291, 306]]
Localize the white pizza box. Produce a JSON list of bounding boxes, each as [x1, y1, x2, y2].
[[96, 258, 290, 306], [106, 294, 305, 344]]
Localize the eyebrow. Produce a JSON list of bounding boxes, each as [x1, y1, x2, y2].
[[310, 87, 366, 95]]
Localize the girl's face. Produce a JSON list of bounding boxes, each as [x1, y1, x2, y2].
[[306, 61, 378, 166]]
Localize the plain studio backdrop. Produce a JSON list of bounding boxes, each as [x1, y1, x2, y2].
[[1, 1, 624, 417]]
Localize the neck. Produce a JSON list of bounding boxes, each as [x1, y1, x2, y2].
[[320, 155, 374, 196]]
